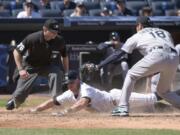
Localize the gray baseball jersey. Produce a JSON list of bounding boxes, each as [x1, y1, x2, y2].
[[121, 28, 175, 55], [119, 27, 180, 109]]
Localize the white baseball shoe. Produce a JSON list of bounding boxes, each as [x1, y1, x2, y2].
[[111, 106, 129, 117]]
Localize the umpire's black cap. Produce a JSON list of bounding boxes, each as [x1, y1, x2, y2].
[[136, 16, 153, 27], [44, 19, 60, 33], [64, 70, 79, 84]]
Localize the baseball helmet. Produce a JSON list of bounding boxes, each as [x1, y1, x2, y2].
[[109, 31, 120, 40]]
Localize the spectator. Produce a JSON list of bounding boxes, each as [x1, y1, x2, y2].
[[97, 32, 129, 90], [177, 9, 180, 16], [139, 6, 153, 17], [60, 0, 76, 12], [113, 0, 133, 16], [70, 3, 88, 17], [17, 1, 41, 18], [100, 7, 112, 17], [0, 2, 5, 12]]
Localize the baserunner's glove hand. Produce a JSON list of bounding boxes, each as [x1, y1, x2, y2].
[[51, 110, 68, 117], [29, 108, 38, 113]]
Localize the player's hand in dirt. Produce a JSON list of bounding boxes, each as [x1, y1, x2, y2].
[[51, 110, 68, 117], [29, 108, 38, 113]]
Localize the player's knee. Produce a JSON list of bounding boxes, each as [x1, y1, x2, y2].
[[126, 71, 140, 81]]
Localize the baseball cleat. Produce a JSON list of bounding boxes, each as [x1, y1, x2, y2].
[[6, 99, 15, 110], [111, 106, 129, 117]]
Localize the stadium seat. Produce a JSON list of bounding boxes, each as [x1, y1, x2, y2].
[[83, 2, 100, 10], [174, 0, 180, 9], [50, 1, 64, 10], [1, 1, 23, 11], [62, 9, 74, 17], [89, 9, 101, 16], [0, 9, 11, 17], [151, 1, 176, 13], [126, 0, 147, 1], [1, 1, 11, 10], [100, 2, 117, 11], [153, 9, 164, 16], [148, 0, 172, 2], [11, 9, 23, 17], [165, 9, 177, 16], [126, 1, 148, 15], [39, 9, 61, 17]]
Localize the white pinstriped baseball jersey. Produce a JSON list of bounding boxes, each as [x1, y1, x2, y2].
[[56, 82, 157, 112]]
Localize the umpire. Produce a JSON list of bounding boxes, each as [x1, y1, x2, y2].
[[6, 19, 69, 110]]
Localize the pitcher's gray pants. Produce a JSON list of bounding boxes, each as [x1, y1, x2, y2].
[[12, 65, 63, 107], [119, 49, 180, 109]]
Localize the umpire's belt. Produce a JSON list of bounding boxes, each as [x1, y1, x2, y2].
[[149, 46, 177, 54]]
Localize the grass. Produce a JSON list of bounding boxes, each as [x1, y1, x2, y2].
[[0, 128, 180, 135], [0, 94, 49, 107], [0, 97, 8, 107]]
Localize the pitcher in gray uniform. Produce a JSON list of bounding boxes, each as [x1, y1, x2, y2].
[[95, 16, 180, 116]]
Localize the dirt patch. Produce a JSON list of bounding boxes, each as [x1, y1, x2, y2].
[[1, 95, 180, 129], [0, 111, 180, 129]]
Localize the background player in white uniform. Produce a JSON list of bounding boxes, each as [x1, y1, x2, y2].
[[95, 16, 180, 116], [30, 70, 158, 115]]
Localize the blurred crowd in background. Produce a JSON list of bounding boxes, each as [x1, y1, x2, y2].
[[0, 0, 179, 18]]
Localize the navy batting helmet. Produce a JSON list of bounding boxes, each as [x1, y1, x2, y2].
[[109, 31, 120, 40]]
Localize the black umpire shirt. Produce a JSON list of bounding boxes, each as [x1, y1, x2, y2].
[[15, 31, 67, 70]]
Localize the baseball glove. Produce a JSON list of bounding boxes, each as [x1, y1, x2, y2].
[[80, 63, 98, 73], [80, 63, 99, 82]]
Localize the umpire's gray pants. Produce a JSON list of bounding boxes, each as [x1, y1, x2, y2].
[[119, 49, 180, 109], [12, 65, 63, 106]]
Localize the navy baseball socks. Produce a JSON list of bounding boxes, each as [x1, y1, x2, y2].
[[111, 105, 129, 117]]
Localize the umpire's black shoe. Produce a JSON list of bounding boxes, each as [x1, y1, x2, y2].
[[6, 99, 15, 110]]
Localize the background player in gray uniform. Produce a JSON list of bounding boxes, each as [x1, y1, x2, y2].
[[6, 19, 69, 110], [94, 16, 180, 116], [97, 32, 129, 89], [30, 70, 158, 115]]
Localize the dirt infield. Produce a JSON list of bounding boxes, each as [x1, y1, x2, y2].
[[0, 95, 180, 130], [1, 110, 180, 129]]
